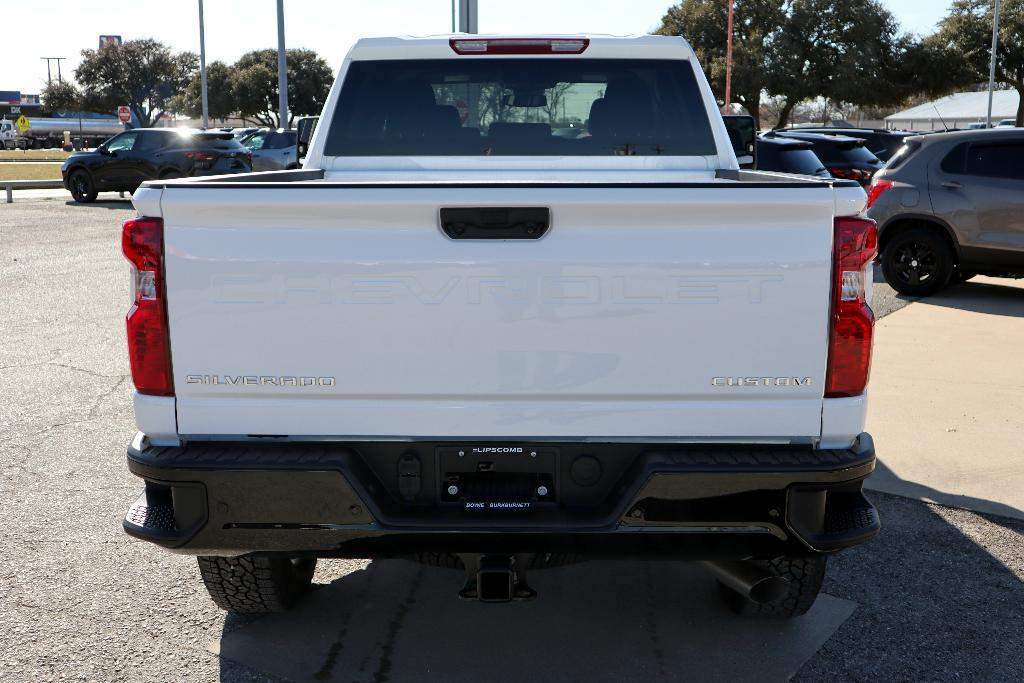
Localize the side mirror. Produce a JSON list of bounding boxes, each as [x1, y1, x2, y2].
[[99, 147, 113, 156], [295, 116, 319, 160], [722, 114, 757, 170]]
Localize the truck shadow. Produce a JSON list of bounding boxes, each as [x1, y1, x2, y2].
[[215, 558, 855, 682], [798, 490, 1024, 680], [869, 459, 1024, 522], [213, 489, 1024, 682], [915, 279, 1024, 318]]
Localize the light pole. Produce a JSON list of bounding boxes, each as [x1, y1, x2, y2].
[[198, 0, 209, 129], [277, 0, 289, 128], [724, 0, 734, 114], [458, 0, 478, 33], [985, 0, 1002, 128]]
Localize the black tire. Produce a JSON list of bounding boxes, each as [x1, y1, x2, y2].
[[68, 170, 98, 203], [197, 555, 317, 614], [718, 556, 827, 618], [415, 552, 581, 570], [881, 227, 954, 297]]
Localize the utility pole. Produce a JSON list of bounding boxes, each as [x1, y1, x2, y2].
[[723, 0, 734, 114], [458, 0, 478, 33], [198, 0, 210, 128], [276, 0, 289, 128], [451, 0, 456, 32], [986, 0, 1002, 128], [40, 57, 66, 86]]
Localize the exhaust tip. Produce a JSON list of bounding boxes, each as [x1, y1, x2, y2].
[[701, 560, 792, 605], [748, 575, 790, 605]]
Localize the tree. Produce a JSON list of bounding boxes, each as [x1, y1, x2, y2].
[[657, 0, 785, 128], [932, 0, 1024, 126], [41, 80, 81, 114], [765, 0, 913, 128], [171, 61, 236, 122], [74, 39, 197, 127], [230, 49, 333, 127]]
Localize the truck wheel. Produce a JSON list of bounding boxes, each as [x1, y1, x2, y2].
[[881, 227, 953, 297], [717, 556, 827, 618], [197, 555, 317, 614], [68, 171, 98, 203]]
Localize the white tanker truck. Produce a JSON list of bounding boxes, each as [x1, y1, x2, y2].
[[0, 116, 128, 150]]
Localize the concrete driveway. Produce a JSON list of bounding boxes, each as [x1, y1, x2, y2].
[[866, 277, 1024, 520]]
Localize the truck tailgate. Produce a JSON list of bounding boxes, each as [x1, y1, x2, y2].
[[161, 184, 835, 440]]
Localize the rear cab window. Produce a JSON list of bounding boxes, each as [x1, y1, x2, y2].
[[171, 132, 245, 152], [883, 140, 921, 170], [776, 147, 829, 176], [837, 143, 882, 166], [324, 58, 717, 157]]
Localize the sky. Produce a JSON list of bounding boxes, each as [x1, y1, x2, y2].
[[0, 0, 954, 95]]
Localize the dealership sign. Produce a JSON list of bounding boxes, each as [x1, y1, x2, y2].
[[99, 35, 123, 49], [0, 90, 21, 105]]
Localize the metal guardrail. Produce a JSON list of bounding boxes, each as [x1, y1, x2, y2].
[[4, 179, 64, 203]]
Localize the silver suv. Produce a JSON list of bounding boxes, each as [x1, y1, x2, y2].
[[867, 129, 1024, 296], [242, 128, 299, 172]]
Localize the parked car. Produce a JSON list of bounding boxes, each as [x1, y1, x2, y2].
[[867, 128, 1024, 296], [788, 127, 919, 161], [121, 35, 880, 620], [231, 127, 260, 140], [996, 118, 1018, 128], [769, 130, 883, 185], [61, 129, 252, 203], [755, 135, 830, 178], [242, 128, 299, 171]]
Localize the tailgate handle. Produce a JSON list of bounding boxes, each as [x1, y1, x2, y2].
[[440, 207, 549, 240]]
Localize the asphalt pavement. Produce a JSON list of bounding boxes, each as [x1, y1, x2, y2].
[[1, 199, 1021, 681]]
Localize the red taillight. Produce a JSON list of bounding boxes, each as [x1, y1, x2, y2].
[[829, 167, 871, 182], [449, 37, 589, 54], [184, 151, 215, 161], [825, 216, 877, 398], [865, 179, 893, 208], [122, 217, 173, 396]]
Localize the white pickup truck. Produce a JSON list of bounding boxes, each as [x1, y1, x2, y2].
[[121, 34, 880, 617]]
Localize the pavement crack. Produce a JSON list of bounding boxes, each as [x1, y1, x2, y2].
[[48, 362, 127, 381], [86, 374, 132, 420], [642, 563, 667, 678], [369, 562, 424, 683]]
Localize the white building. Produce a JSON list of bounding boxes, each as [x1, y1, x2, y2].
[[885, 90, 1020, 130]]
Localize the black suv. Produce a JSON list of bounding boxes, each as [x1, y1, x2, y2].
[[62, 129, 252, 203], [768, 131, 884, 185], [788, 127, 918, 162]]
